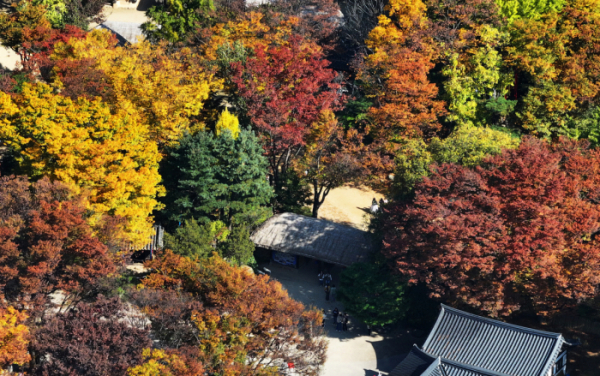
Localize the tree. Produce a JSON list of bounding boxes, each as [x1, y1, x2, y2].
[[337, 262, 408, 327], [506, 0, 600, 138], [0, 175, 115, 314], [142, 0, 216, 43], [382, 137, 600, 317], [51, 29, 220, 146], [0, 307, 31, 369], [495, 0, 565, 23], [32, 0, 106, 29], [159, 128, 273, 228], [163, 220, 222, 259], [32, 295, 151, 376], [0, 83, 163, 244], [231, 35, 341, 193], [295, 111, 365, 217], [392, 126, 520, 198], [219, 224, 255, 266], [142, 251, 327, 375], [128, 349, 204, 376]]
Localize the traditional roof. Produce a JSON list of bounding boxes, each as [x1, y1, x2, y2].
[[391, 345, 548, 376], [422, 305, 566, 376], [250, 213, 373, 266]]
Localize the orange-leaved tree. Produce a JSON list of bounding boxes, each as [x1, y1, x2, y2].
[[140, 251, 326, 375], [0, 175, 115, 315]]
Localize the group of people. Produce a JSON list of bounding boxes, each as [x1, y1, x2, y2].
[[332, 307, 349, 331]]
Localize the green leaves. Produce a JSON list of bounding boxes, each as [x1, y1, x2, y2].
[[142, 0, 215, 43], [159, 128, 273, 229], [337, 262, 408, 327]]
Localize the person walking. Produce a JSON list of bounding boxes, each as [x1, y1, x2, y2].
[[332, 307, 339, 325], [330, 284, 336, 302], [318, 272, 324, 286], [336, 314, 343, 331], [325, 285, 331, 301], [321, 309, 326, 327], [343, 314, 349, 331]]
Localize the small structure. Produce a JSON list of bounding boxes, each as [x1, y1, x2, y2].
[[250, 213, 373, 267], [127, 225, 164, 262], [391, 305, 574, 376]]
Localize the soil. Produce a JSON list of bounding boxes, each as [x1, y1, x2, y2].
[[316, 185, 385, 230]]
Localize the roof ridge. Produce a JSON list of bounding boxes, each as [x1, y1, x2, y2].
[[439, 304, 563, 339]]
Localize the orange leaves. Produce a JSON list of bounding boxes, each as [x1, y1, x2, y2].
[[0, 306, 30, 368]]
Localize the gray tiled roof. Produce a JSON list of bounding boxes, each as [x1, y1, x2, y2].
[[422, 305, 565, 376], [390, 346, 516, 376]]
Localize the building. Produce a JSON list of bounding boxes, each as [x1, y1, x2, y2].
[[250, 212, 373, 268], [391, 305, 574, 376]]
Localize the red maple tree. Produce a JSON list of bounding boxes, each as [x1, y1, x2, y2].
[[382, 137, 600, 317], [231, 35, 342, 191]]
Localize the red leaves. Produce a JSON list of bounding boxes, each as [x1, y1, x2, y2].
[[382, 137, 600, 316], [0, 175, 115, 313], [231, 35, 341, 183]]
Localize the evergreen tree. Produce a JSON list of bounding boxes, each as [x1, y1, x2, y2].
[[159, 128, 273, 230]]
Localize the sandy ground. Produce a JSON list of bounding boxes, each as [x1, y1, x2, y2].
[[316, 186, 386, 230], [0, 47, 18, 71]]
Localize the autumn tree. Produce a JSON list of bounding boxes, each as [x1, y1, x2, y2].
[[0, 175, 115, 314], [0, 83, 163, 243], [392, 126, 520, 198], [382, 137, 600, 317], [0, 307, 31, 369], [32, 295, 151, 375], [141, 251, 327, 375], [506, 0, 600, 138], [231, 35, 341, 194], [142, 0, 216, 43], [50, 29, 220, 146], [128, 349, 204, 376], [159, 127, 273, 228], [295, 111, 364, 217], [495, 0, 565, 23]]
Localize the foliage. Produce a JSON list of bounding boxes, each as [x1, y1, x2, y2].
[[33, 295, 152, 376], [219, 224, 255, 266], [495, 0, 565, 23], [382, 137, 600, 317], [337, 261, 408, 327], [296, 110, 365, 217], [164, 219, 222, 259], [392, 126, 519, 198], [142, 251, 327, 375], [274, 169, 313, 216], [0, 307, 30, 368], [128, 348, 204, 376], [51, 29, 220, 146], [0, 175, 115, 313], [506, 0, 600, 138], [142, 0, 215, 43], [231, 35, 341, 191], [159, 128, 273, 228], [215, 108, 240, 139], [0, 83, 163, 243], [441, 26, 514, 128], [32, 0, 106, 29]]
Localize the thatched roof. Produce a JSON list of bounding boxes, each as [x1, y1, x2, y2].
[[251, 213, 373, 266]]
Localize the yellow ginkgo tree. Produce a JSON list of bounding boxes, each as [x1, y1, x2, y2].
[[0, 83, 164, 244], [51, 29, 222, 147], [0, 306, 31, 370]]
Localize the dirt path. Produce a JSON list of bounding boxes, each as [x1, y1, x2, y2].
[[317, 186, 385, 230]]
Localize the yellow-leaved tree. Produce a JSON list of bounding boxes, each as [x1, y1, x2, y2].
[[0, 307, 31, 370], [215, 108, 240, 138], [51, 29, 221, 147], [0, 83, 164, 244]]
